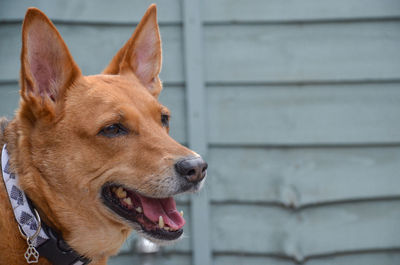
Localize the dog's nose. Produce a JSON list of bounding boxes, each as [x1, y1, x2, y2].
[[175, 157, 208, 184]]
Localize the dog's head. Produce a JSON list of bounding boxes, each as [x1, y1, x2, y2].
[[15, 5, 207, 256]]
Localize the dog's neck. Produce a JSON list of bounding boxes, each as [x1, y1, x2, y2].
[[3, 120, 63, 235], [2, 120, 129, 264], [2, 143, 91, 264]]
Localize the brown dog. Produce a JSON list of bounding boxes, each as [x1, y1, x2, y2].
[[0, 5, 207, 265]]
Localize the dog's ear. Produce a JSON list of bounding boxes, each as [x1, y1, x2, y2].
[[103, 4, 162, 98], [20, 8, 81, 114]]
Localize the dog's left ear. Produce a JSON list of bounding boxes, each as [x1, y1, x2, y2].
[[103, 4, 162, 98]]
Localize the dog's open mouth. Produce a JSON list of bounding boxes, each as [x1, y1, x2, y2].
[[101, 183, 185, 241]]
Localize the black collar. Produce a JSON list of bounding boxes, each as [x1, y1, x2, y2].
[[26, 198, 91, 265]]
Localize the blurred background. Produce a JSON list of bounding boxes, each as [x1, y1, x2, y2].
[[1, 0, 400, 264]]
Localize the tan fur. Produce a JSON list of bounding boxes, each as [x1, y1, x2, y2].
[[0, 5, 198, 264]]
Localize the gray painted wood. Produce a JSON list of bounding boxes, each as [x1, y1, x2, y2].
[[158, 86, 186, 144], [204, 0, 400, 23], [5, 21, 400, 85], [207, 84, 400, 145], [3, 0, 399, 24], [211, 201, 400, 261], [214, 255, 293, 265], [204, 22, 400, 83], [0, 24, 183, 83], [183, 0, 212, 265], [214, 252, 400, 265], [0, 0, 181, 24], [6, 82, 400, 146], [0, 83, 19, 119], [306, 252, 400, 265], [209, 146, 400, 206], [109, 254, 190, 265]]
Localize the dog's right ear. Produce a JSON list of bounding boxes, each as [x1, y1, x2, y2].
[[20, 8, 81, 116]]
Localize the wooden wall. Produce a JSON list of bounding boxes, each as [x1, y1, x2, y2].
[[1, 0, 400, 264]]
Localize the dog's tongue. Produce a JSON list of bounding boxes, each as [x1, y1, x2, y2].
[[138, 196, 185, 230]]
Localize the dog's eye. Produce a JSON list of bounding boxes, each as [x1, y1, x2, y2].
[[99, 123, 128, 138], [161, 114, 169, 127]]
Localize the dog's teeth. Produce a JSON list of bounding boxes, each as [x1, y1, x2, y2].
[[135, 207, 142, 213], [164, 227, 170, 231], [180, 210, 184, 217], [159, 216, 164, 228], [116, 187, 127, 198], [123, 197, 132, 206]]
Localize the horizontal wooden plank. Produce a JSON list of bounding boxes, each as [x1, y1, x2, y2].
[[204, 22, 400, 83], [209, 146, 400, 206], [207, 84, 400, 145], [111, 251, 400, 265], [0, 83, 186, 143], [204, 0, 400, 23], [211, 201, 400, 260], [109, 253, 190, 265], [307, 252, 400, 265], [0, 24, 183, 83], [214, 255, 293, 265], [214, 252, 400, 265], [0, 0, 181, 24], [119, 204, 191, 254], [5, 82, 399, 146], [2, 0, 399, 24], [3, 21, 400, 84]]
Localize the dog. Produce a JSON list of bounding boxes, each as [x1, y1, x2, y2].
[[0, 4, 207, 264]]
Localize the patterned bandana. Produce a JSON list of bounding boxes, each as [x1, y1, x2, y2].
[[1, 145, 48, 247]]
